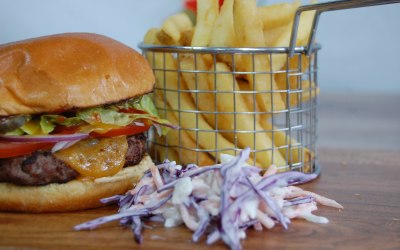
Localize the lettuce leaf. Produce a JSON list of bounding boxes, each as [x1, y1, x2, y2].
[[5, 94, 174, 136], [5, 128, 24, 136], [6, 116, 81, 135], [40, 115, 82, 134], [77, 108, 136, 126], [78, 95, 173, 135], [110, 95, 159, 116]]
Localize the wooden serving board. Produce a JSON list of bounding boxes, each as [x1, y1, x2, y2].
[[0, 148, 399, 250]]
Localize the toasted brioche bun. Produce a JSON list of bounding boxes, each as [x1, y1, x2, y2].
[[0, 155, 153, 212], [0, 33, 155, 116]]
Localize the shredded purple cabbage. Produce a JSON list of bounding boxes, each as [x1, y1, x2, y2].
[[157, 164, 221, 193], [74, 147, 340, 250], [132, 216, 143, 244], [243, 175, 289, 229], [284, 195, 316, 207], [189, 197, 210, 242]]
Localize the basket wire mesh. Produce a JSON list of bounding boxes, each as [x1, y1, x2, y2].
[[140, 45, 319, 174], [140, 0, 400, 175]]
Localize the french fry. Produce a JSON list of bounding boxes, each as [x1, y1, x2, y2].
[[261, 121, 313, 173], [144, 29, 179, 86], [210, 62, 286, 168], [179, 30, 194, 46], [159, 147, 179, 163], [169, 12, 193, 34], [208, 0, 244, 69], [210, 0, 235, 47], [157, 13, 193, 45], [264, 24, 291, 47], [143, 28, 160, 45], [277, 78, 319, 107], [169, 85, 237, 163], [154, 93, 215, 166], [260, 6, 317, 113], [145, 31, 235, 164], [233, 0, 264, 47], [233, 0, 286, 114], [179, 53, 220, 128], [275, 54, 309, 106], [191, 0, 219, 46], [145, 29, 212, 165], [296, 8, 316, 46], [279, 4, 316, 45], [179, 54, 260, 164], [259, 1, 315, 74], [275, 55, 319, 107], [151, 55, 237, 163], [237, 78, 313, 171], [201, 54, 214, 69], [258, 1, 300, 31], [154, 142, 179, 163], [156, 30, 176, 46], [179, 53, 264, 166]]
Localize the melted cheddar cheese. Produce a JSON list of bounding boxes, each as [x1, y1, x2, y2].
[[54, 136, 128, 178], [78, 123, 122, 134]]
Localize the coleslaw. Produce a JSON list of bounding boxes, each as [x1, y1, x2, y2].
[[75, 147, 343, 250]]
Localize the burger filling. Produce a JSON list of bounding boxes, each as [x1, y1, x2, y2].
[[0, 95, 174, 185], [0, 134, 146, 186]]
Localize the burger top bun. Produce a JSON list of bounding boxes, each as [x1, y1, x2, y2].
[[0, 33, 155, 116]]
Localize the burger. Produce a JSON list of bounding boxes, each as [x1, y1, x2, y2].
[[0, 33, 171, 212]]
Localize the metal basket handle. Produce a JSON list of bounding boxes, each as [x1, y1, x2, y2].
[[289, 0, 400, 57]]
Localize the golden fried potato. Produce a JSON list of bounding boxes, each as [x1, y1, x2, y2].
[[258, 1, 300, 30], [191, 0, 219, 46], [210, 62, 286, 168], [233, 0, 286, 114], [143, 0, 318, 171], [157, 12, 193, 46]]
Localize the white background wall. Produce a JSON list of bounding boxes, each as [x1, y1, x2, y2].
[[1, 0, 399, 94]]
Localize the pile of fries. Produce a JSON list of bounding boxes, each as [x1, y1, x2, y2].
[[142, 0, 319, 172]]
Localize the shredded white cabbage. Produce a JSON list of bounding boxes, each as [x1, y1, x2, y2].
[[75, 148, 343, 250]]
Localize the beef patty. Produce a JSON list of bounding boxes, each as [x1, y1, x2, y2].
[[0, 134, 146, 186]]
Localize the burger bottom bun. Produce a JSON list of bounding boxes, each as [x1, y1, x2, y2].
[[0, 154, 154, 213]]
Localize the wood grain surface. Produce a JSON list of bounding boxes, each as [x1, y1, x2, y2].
[[0, 148, 399, 250]]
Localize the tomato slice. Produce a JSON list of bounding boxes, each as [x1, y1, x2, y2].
[[184, 0, 224, 12], [184, 0, 197, 12], [118, 108, 147, 114], [54, 122, 150, 138], [0, 121, 150, 158], [0, 142, 55, 158], [52, 125, 80, 135], [90, 123, 151, 138]]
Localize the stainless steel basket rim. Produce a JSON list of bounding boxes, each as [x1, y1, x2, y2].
[[139, 43, 321, 54]]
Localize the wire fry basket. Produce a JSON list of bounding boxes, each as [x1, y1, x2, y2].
[[140, 0, 399, 174]]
